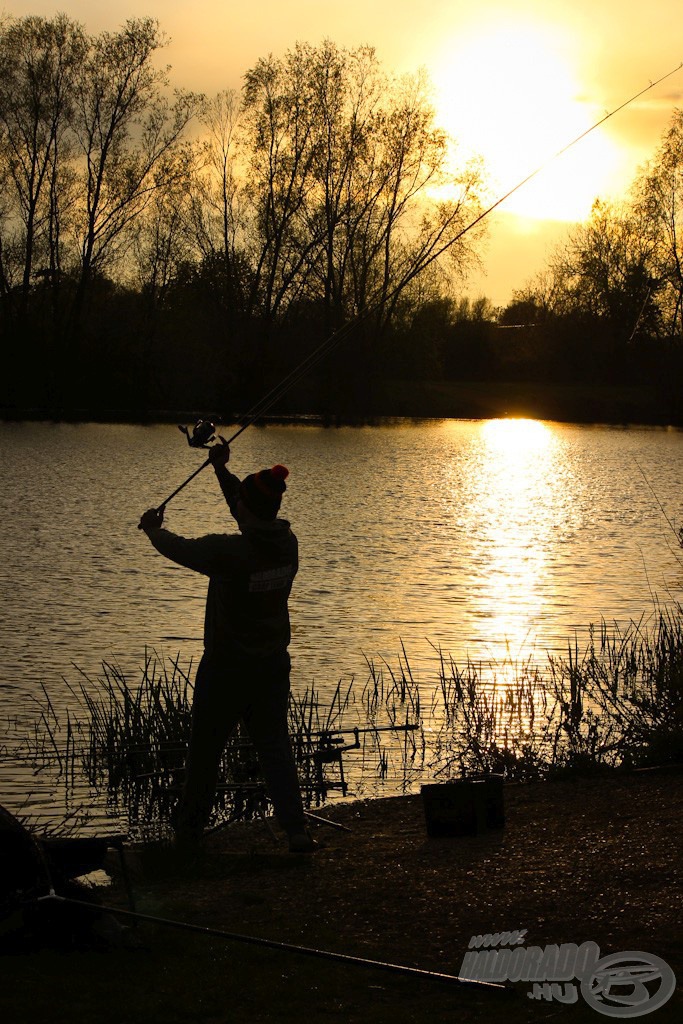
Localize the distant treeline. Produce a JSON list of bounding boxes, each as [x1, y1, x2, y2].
[[1, 15, 682, 422]]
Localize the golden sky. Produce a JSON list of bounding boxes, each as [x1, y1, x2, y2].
[[4, 0, 683, 304]]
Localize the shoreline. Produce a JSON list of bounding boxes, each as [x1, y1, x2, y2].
[[2, 379, 682, 429]]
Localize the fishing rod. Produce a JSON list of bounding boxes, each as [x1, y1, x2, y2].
[[150, 61, 683, 512], [34, 891, 510, 993]]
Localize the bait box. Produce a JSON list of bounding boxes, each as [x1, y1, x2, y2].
[[421, 776, 505, 837]]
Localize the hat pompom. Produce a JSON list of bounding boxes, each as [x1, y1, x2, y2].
[[239, 464, 289, 520]]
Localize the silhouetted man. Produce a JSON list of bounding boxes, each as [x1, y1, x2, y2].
[[139, 442, 313, 854]]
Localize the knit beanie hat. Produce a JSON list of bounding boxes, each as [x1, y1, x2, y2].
[[239, 465, 289, 520]]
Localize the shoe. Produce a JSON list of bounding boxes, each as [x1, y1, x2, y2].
[[288, 830, 317, 854]]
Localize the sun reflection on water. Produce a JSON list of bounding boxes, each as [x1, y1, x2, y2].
[[459, 418, 562, 682], [480, 416, 553, 456]]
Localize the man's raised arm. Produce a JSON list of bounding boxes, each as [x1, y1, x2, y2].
[[208, 440, 241, 521]]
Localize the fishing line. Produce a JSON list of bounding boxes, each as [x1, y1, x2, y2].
[[634, 457, 682, 547], [154, 62, 683, 509]]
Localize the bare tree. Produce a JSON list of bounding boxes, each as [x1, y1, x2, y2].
[[303, 42, 385, 328], [70, 17, 197, 321], [0, 14, 85, 314], [132, 143, 198, 305], [186, 90, 248, 313], [633, 109, 683, 338], [241, 45, 323, 323], [549, 199, 660, 339], [344, 67, 484, 333], [238, 41, 485, 333]]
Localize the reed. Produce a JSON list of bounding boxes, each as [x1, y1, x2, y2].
[[13, 604, 683, 839], [419, 606, 683, 780], [545, 608, 683, 772], [14, 651, 423, 839]]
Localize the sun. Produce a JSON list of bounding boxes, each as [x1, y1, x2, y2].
[[433, 21, 621, 222]]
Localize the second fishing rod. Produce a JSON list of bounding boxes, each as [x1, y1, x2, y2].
[[149, 61, 683, 513]]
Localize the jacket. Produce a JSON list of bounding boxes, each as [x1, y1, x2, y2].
[[145, 516, 298, 660]]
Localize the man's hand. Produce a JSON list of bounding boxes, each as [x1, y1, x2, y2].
[[138, 506, 165, 531], [208, 437, 230, 469]]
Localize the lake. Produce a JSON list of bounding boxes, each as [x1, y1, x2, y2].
[[1, 416, 682, 700], [1, 417, 682, 819]]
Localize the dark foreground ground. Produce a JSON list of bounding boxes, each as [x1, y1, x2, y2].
[[1, 769, 681, 1023]]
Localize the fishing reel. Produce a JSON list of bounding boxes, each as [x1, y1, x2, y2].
[[178, 419, 217, 449]]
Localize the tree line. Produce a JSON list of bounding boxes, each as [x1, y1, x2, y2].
[[488, 114, 683, 419], [0, 14, 486, 416], [1, 14, 681, 421]]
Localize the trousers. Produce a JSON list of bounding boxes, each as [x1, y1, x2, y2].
[[173, 649, 306, 842]]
